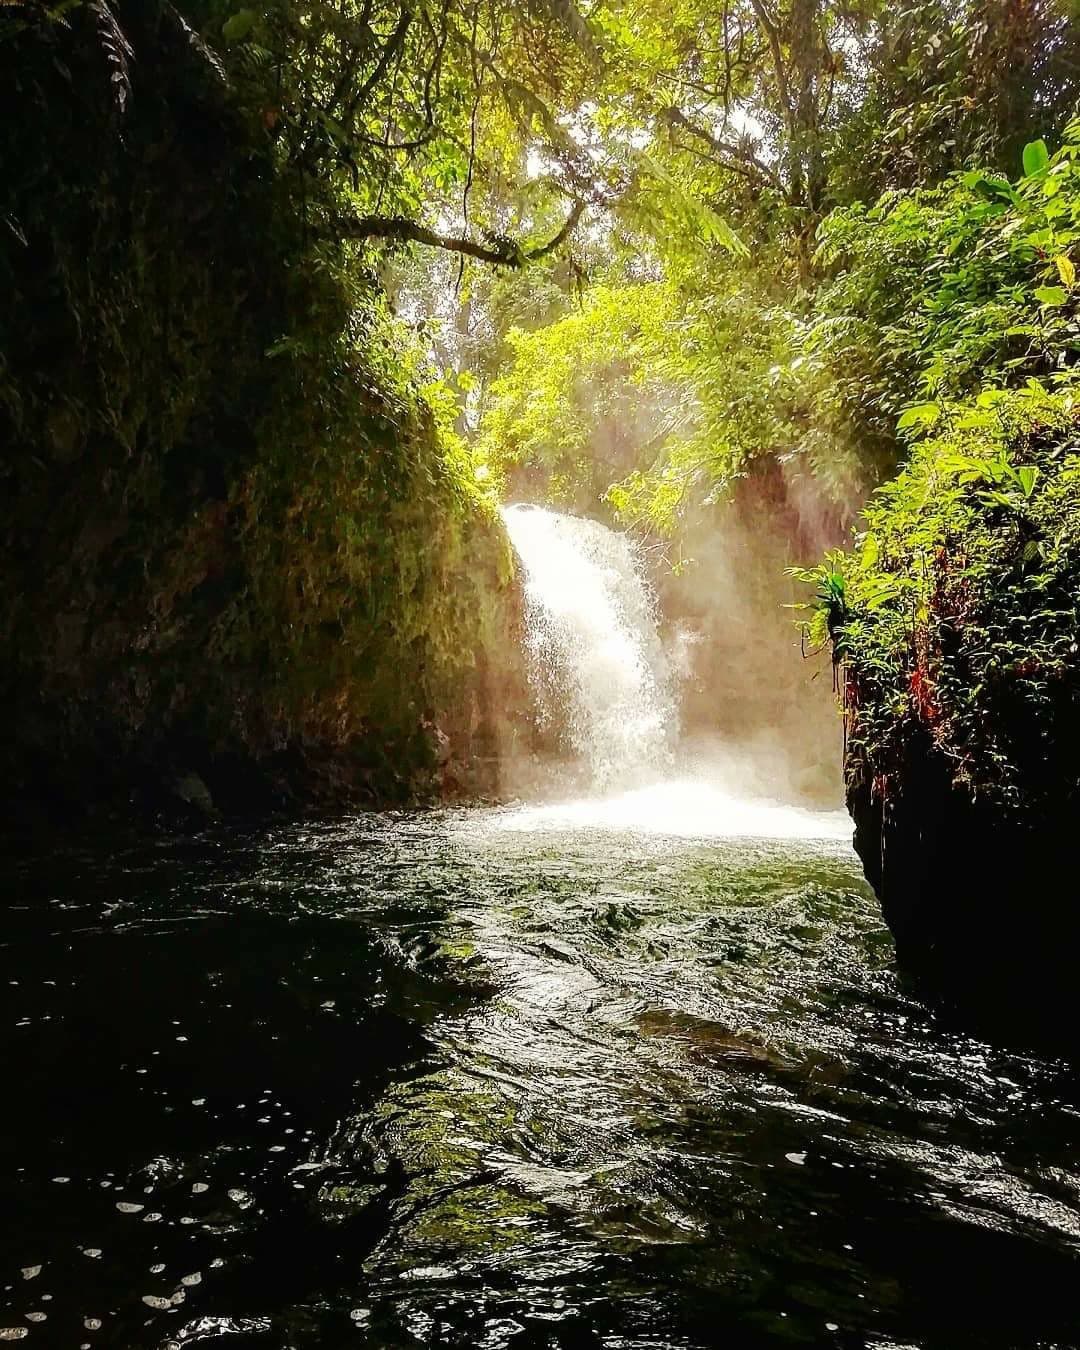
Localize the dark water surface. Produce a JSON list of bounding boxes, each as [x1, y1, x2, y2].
[[3, 799, 1080, 1349]]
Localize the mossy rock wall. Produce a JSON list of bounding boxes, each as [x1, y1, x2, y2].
[[0, 8, 528, 819], [827, 391, 1080, 1023]]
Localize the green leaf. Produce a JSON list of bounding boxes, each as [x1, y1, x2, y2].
[[1017, 465, 1039, 498], [1023, 139, 1051, 178], [631, 155, 748, 258], [897, 401, 941, 431], [222, 9, 257, 42], [1034, 285, 1068, 307], [955, 409, 998, 430], [966, 173, 1019, 204], [1054, 254, 1076, 287], [863, 581, 901, 612]]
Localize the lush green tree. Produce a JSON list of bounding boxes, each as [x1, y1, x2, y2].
[[830, 0, 1080, 198], [796, 131, 1080, 806]]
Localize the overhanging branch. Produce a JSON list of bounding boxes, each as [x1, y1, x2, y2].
[[525, 198, 586, 259], [338, 199, 586, 266], [660, 106, 785, 196]]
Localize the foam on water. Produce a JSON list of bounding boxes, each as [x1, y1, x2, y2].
[[493, 778, 852, 842]]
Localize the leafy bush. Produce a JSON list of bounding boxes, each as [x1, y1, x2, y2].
[[806, 127, 1080, 461], [798, 385, 1080, 809], [477, 283, 687, 514], [478, 268, 823, 532]]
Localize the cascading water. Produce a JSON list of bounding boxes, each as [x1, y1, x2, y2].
[[502, 504, 675, 785]]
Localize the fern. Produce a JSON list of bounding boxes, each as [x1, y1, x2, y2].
[[90, 0, 132, 114], [87, 2, 228, 117], [164, 4, 228, 86]]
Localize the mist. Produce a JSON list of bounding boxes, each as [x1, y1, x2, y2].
[[496, 460, 854, 817]]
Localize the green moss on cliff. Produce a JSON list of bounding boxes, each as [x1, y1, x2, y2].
[[804, 387, 1080, 812], [0, 7, 524, 814]]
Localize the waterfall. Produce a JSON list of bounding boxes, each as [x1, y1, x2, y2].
[[502, 504, 675, 785]]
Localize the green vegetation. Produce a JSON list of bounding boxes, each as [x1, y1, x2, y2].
[[1, 0, 579, 809], [468, 0, 1080, 539], [796, 131, 1080, 810], [7, 0, 1080, 818], [805, 389, 1080, 807]]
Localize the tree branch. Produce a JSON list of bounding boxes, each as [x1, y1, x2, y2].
[[341, 6, 413, 124], [747, 0, 795, 132], [525, 198, 586, 259], [660, 106, 785, 195], [337, 200, 586, 266]]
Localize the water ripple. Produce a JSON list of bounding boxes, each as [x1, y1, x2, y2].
[[2, 805, 1079, 1347]]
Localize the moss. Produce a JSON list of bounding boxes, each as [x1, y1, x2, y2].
[[0, 9, 526, 818]]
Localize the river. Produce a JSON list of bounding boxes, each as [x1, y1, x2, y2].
[[4, 794, 1080, 1348], [4, 510, 1080, 1347]]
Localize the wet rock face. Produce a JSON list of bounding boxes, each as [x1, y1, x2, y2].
[[0, 21, 535, 828], [845, 734, 1080, 1036]]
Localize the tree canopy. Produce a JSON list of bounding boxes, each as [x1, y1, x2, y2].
[[10, 0, 1080, 538]]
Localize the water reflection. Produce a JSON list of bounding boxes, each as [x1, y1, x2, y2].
[[1, 806, 1079, 1348]]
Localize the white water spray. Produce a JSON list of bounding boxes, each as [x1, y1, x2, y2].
[[502, 504, 674, 785]]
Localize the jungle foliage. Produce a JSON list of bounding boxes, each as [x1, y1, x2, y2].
[[7, 0, 1080, 809], [471, 0, 1080, 534], [798, 131, 1080, 806]]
